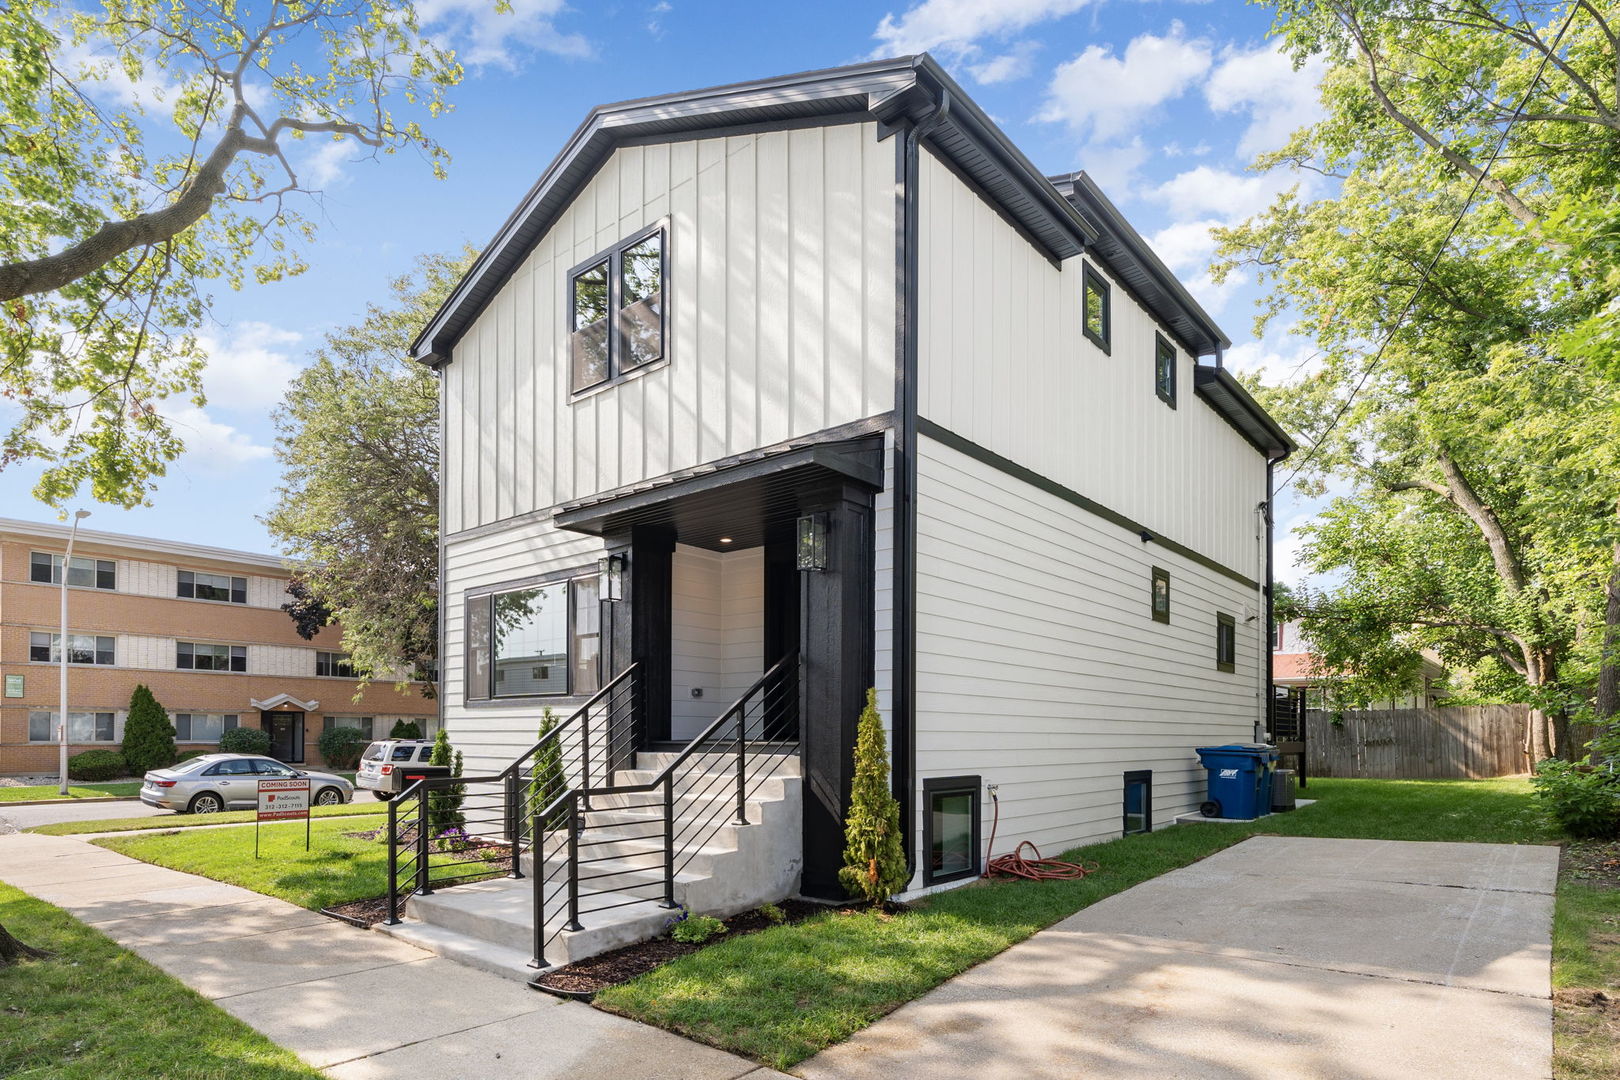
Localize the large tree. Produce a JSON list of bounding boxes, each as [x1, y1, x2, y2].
[[0, 0, 460, 507], [1219, 0, 1620, 760], [265, 251, 466, 688]]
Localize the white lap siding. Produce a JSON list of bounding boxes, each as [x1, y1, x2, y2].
[[911, 435, 1261, 882]]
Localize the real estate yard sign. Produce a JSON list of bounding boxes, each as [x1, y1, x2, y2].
[[256, 778, 311, 857]]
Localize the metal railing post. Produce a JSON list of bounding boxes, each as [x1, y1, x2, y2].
[[580, 705, 592, 811], [735, 702, 749, 826], [385, 792, 400, 924], [530, 811, 547, 969], [416, 782, 433, 897], [564, 793, 583, 932], [661, 772, 678, 908], [504, 768, 520, 851]]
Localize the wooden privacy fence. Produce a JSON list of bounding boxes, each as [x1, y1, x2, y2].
[[1306, 705, 1533, 779]]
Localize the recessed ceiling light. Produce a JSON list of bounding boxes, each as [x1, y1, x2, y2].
[[718, 537, 733, 544]]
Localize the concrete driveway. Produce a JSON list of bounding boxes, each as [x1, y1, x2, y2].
[[799, 836, 1558, 1080]]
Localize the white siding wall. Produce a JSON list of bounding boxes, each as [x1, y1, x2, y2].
[[670, 545, 763, 739], [912, 437, 1262, 876], [442, 122, 897, 535], [916, 150, 1264, 573]]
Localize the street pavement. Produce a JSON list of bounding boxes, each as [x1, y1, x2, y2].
[[0, 797, 168, 832]]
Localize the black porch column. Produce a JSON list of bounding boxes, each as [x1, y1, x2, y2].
[[615, 526, 674, 746], [798, 481, 876, 900]]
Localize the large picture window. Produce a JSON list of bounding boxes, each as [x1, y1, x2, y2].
[[175, 713, 239, 742], [30, 551, 116, 590], [570, 225, 665, 393], [465, 574, 603, 702], [922, 775, 982, 885], [30, 632, 115, 665], [178, 641, 247, 672], [178, 569, 247, 604]]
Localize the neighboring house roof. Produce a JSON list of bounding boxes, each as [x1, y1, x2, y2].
[[1273, 650, 1447, 688], [411, 54, 1233, 369], [0, 516, 290, 573]]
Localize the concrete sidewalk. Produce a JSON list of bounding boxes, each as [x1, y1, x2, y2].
[[0, 831, 788, 1080], [798, 836, 1558, 1080]]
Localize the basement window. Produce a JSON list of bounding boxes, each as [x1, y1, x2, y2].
[[923, 776, 981, 885], [570, 224, 666, 393], [1216, 612, 1237, 673], [1154, 333, 1177, 407], [1123, 771, 1152, 835], [1082, 263, 1110, 354]]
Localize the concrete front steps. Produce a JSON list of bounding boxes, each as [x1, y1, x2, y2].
[[375, 751, 802, 981]]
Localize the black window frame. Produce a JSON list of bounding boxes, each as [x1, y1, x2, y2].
[[1123, 770, 1153, 835], [30, 551, 116, 590], [922, 775, 982, 886], [1150, 567, 1171, 625], [1154, 332, 1177, 408], [464, 570, 603, 704], [1216, 612, 1237, 673], [315, 651, 357, 679], [177, 641, 247, 673], [1081, 263, 1111, 355], [568, 222, 668, 395], [178, 568, 248, 604]]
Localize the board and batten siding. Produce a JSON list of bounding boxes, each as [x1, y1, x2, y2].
[[911, 435, 1261, 876], [914, 149, 1264, 573], [440, 121, 898, 537]]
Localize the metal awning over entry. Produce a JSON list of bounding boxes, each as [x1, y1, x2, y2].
[[553, 430, 885, 550]]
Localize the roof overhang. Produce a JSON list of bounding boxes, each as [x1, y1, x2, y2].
[[1193, 366, 1296, 461], [251, 694, 319, 712]]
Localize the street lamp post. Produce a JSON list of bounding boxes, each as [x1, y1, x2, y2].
[[57, 510, 91, 796]]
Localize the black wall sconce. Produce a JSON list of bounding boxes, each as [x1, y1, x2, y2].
[[598, 553, 625, 601], [796, 512, 829, 572]]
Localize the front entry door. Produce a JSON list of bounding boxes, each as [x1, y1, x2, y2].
[[262, 712, 305, 763]]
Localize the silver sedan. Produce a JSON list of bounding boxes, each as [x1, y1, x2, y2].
[[140, 754, 354, 814]]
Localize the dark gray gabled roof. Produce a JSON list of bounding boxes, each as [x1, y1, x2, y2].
[[411, 54, 1238, 366]]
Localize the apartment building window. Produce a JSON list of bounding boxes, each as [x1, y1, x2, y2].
[[29, 632, 115, 666], [570, 225, 666, 393], [174, 713, 239, 742], [466, 573, 601, 702], [177, 641, 247, 672], [1216, 613, 1237, 673], [28, 710, 116, 742], [1082, 263, 1111, 354], [315, 651, 358, 678], [323, 715, 375, 740], [178, 569, 248, 604], [30, 551, 116, 590], [1154, 333, 1177, 407]]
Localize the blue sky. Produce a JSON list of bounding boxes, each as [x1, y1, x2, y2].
[[2, 0, 1327, 577]]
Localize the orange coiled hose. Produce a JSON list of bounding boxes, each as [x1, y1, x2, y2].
[[981, 790, 1098, 882]]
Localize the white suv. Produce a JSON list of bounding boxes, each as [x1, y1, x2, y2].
[[355, 739, 447, 799]]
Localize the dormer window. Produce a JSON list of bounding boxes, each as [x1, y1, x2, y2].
[[570, 225, 665, 393]]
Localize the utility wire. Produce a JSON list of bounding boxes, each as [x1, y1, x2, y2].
[[1275, 2, 1582, 496]]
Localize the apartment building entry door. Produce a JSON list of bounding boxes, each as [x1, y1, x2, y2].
[[262, 711, 305, 764]]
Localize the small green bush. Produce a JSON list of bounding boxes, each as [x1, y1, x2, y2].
[[838, 688, 908, 903], [670, 915, 727, 944], [757, 902, 786, 925], [121, 684, 176, 774], [389, 719, 423, 740], [317, 725, 370, 769], [1531, 758, 1620, 839], [219, 726, 272, 756], [67, 749, 128, 781]]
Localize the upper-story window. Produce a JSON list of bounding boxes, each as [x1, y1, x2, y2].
[[1154, 333, 1177, 407], [178, 641, 247, 673], [30, 552, 116, 590], [570, 226, 666, 393], [465, 574, 601, 702], [178, 569, 247, 604], [30, 632, 115, 666], [316, 651, 358, 678], [1082, 263, 1110, 354]]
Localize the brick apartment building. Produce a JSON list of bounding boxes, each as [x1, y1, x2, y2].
[[0, 518, 438, 774]]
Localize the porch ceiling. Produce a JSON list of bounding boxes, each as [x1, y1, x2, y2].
[[554, 434, 884, 551]]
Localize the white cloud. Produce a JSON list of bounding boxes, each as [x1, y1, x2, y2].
[[1204, 42, 1325, 159], [1038, 24, 1213, 142], [195, 322, 304, 415], [161, 406, 274, 468], [1148, 217, 1224, 274], [646, 1, 673, 37], [968, 41, 1041, 84], [56, 40, 180, 110], [1150, 165, 1292, 221], [1078, 137, 1150, 195], [872, 0, 1092, 58], [1225, 323, 1324, 381], [416, 0, 591, 68]]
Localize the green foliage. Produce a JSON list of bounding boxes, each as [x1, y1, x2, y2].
[[218, 726, 271, 756], [120, 684, 174, 774], [316, 726, 369, 770], [388, 719, 423, 740], [528, 707, 568, 832], [266, 252, 470, 687], [66, 749, 127, 781], [0, 1, 463, 508], [670, 914, 727, 944], [837, 688, 908, 904], [756, 902, 786, 925], [426, 729, 464, 832], [1531, 759, 1620, 839]]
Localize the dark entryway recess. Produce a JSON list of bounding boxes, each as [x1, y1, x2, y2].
[[262, 712, 305, 763]]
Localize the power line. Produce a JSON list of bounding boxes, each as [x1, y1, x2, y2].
[[1275, 3, 1582, 497]]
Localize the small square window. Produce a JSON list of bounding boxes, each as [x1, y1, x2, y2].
[[1082, 264, 1110, 354], [1124, 770, 1152, 835], [1154, 333, 1177, 407], [922, 776, 981, 885], [1151, 568, 1170, 624], [1216, 613, 1237, 673]]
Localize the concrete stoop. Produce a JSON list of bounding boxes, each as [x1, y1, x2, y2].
[[378, 751, 803, 981]]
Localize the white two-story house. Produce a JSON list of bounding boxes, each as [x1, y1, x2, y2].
[[389, 55, 1293, 973]]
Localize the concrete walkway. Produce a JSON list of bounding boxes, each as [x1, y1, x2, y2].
[[0, 831, 789, 1080], [798, 836, 1558, 1080]]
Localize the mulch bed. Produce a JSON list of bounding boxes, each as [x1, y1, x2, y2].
[[1562, 840, 1620, 891], [322, 897, 393, 927], [532, 898, 853, 996]]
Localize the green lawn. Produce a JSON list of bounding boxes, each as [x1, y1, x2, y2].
[[0, 881, 322, 1079], [596, 778, 1569, 1070], [94, 815, 501, 910], [32, 799, 386, 836], [0, 781, 142, 802]]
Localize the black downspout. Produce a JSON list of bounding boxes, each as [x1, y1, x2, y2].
[[1264, 459, 1276, 744], [894, 87, 950, 882]]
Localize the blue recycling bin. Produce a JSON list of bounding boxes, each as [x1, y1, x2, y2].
[[1196, 744, 1278, 820]]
